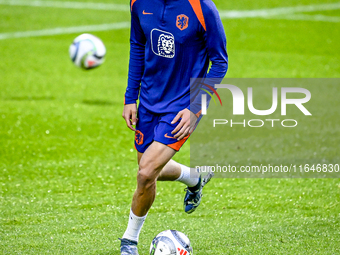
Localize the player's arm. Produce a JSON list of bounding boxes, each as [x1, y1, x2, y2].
[[123, 1, 146, 131], [172, 0, 228, 139], [189, 0, 229, 117]]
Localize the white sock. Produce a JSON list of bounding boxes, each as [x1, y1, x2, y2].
[[175, 164, 200, 187], [122, 209, 147, 243]]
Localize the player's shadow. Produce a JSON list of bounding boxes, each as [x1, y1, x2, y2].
[[82, 99, 114, 106], [6, 96, 55, 101]]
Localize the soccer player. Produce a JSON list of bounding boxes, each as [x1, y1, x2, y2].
[[120, 0, 228, 253]]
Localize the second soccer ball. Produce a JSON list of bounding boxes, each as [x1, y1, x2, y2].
[[69, 33, 106, 70]]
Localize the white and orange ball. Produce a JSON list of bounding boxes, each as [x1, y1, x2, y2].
[[150, 230, 193, 255]]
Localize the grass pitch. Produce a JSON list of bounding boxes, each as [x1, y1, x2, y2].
[[1, 0, 340, 254]]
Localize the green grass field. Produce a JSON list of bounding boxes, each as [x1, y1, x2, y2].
[[1, 0, 340, 254]]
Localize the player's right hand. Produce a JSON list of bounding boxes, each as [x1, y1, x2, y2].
[[122, 103, 138, 131]]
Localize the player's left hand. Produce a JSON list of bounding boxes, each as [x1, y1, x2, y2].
[[171, 109, 198, 140]]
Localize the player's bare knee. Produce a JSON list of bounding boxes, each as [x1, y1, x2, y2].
[[137, 170, 156, 190]]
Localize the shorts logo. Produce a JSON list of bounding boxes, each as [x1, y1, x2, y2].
[[164, 133, 176, 139], [135, 130, 144, 145], [151, 29, 175, 58], [176, 14, 189, 30]]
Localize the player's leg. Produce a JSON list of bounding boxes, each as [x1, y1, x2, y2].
[[138, 152, 181, 179], [120, 141, 176, 255], [121, 105, 158, 255], [138, 151, 199, 186], [120, 108, 211, 254], [132, 141, 176, 216], [153, 113, 213, 214], [157, 159, 181, 180]]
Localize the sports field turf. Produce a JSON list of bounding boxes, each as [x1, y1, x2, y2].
[[0, 0, 340, 254]]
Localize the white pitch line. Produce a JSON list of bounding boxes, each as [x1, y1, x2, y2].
[[0, 22, 130, 40], [219, 2, 340, 19], [1, 0, 340, 15], [271, 14, 340, 23], [0, 2, 340, 40], [0, 0, 129, 11]]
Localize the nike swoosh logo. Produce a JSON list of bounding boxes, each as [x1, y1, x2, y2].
[[143, 10, 153, 15], [164, 133, 176, 139]]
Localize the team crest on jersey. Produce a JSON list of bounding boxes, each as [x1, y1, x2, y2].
[[151, 29, 175, 58], [176, 14, 189, 30]]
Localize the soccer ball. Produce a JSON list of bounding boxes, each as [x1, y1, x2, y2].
[[150, 230, 193, 255], [69, 33, 106, 70]]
